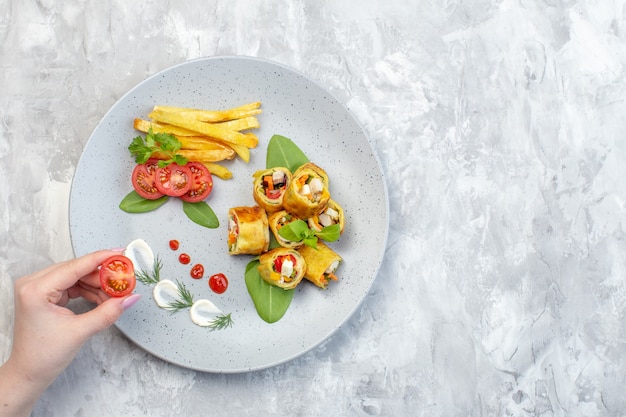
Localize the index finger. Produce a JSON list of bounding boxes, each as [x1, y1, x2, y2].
[[45, 250, 123, 291]]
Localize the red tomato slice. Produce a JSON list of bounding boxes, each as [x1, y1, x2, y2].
[[181, 162, 214, 203], [273, 254, 296, 273], [154, 163, 192, 197], [131, 159, 164, 200], [99, 255, 136, 297]]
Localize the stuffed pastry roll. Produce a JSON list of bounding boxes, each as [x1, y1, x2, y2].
[[307, 199, 345, 236], [282, 162, 330, 219], [257, 248, 306, 289], [297, 242, 342, 289], [268, 210, 305, 249], [227, 206, 270, 255], [252, 167, 292, 214]]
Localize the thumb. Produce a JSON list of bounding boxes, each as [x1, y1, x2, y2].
[[74, 293, 142, 339]]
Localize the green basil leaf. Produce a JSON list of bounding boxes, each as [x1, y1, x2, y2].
[[182, 201, 219, 228], [303, 236, 318, 249], [119, 191, 168, 213], [244, 259, 294, 323], [266, 134, 309, 172], [173, 154, 189, 166], [315, 224, 341, 242], [277, 223, 302, 242]]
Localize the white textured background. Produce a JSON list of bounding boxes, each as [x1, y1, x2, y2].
[[2, 0, 626, 416]]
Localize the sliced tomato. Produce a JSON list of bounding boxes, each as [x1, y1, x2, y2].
[[99, 255, 136, 297], [154, 163, 192, 197], [273, 254, 296, 273], [181, 162, 214, 203], [131, 159, 164, 200]]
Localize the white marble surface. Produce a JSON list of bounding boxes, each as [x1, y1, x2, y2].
[[2, 0, 626, 415]]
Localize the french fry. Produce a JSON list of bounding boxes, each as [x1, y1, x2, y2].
[[152, 149, 234, 162], [214, 140, 250, 163], [215, 116, 260, 131], [153, 101, 262, 123], [133, 102, 261, 180], [202, 162, 233, 180], [177, 136, 235, 153], [134, 118, 198, 137], [148, 110, 258, 149]]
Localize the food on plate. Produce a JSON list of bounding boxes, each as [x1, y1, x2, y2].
[[148, 110, 258, 148], [152, 279, 181, 309], [268, 210, 305, 249], [227, 206, 270, 255], [209, 273, 229, 294], [282, 162, 330, 219], [297, 242, 342, 289], [132, 101, 262, 177], [131, 158, 163, 200], [153, 101, 262, 123], [99, 255, 136, 297], [124, 239, 155, 273], [252, 167, 292, 213], [180, 161, 213, 203], [154, 162, 192, 197], [257, 248, 306, 290], [308, 199, 345, 236], [189, 299, 223, 327]]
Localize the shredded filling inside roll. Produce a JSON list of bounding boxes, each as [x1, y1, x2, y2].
[[296, 174, 325, 203], [262, 171, 288, 199], [227, 215, 239, 252]]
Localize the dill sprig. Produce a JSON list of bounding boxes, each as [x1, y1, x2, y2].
[[165, 280, 195, 312], [207, 313, 234, 331], [136, 256, 163, 285]]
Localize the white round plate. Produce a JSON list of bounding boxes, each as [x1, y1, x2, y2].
[[69, 56, 389, 373]]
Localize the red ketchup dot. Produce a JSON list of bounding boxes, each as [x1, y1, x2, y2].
[[169, 239, 180, 250], [179, 253, 191, 265], [209, 273, 228, 294], [190, 264, 204, 279]]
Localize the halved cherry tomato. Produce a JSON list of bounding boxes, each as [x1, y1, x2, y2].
[[181, 162, 214, 203], [99, 255, 136, 297], [154, 163, 192, 197], [131, 159, 164, 200]]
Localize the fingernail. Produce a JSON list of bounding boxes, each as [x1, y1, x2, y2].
[[121, 293, 142, 310], [109, 247, 126, 252]]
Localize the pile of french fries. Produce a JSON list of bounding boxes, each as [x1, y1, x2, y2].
[[133, 101, 262, 179]]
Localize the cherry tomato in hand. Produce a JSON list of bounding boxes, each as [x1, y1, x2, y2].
[[155, 163, 192, 197], [99, 255, 136, 297], [181, 162, 213, 203], [131, 159, 164, 200]]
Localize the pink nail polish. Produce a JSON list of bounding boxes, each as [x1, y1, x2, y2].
[[109, 247, 126, 252], [121, 293, 142, 310]]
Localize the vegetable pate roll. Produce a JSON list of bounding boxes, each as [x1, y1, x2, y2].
[[282, 162, 330, 219], [268, 210, 305, 249], [227, 206, 270, 255], [252, 167, 292, 214], [297, 242, 342, 289], [257, 248, 306, 290], [308, 199, 345, 236]]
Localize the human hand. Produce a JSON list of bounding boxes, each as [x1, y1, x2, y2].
[[0, 250, 141, 416]]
